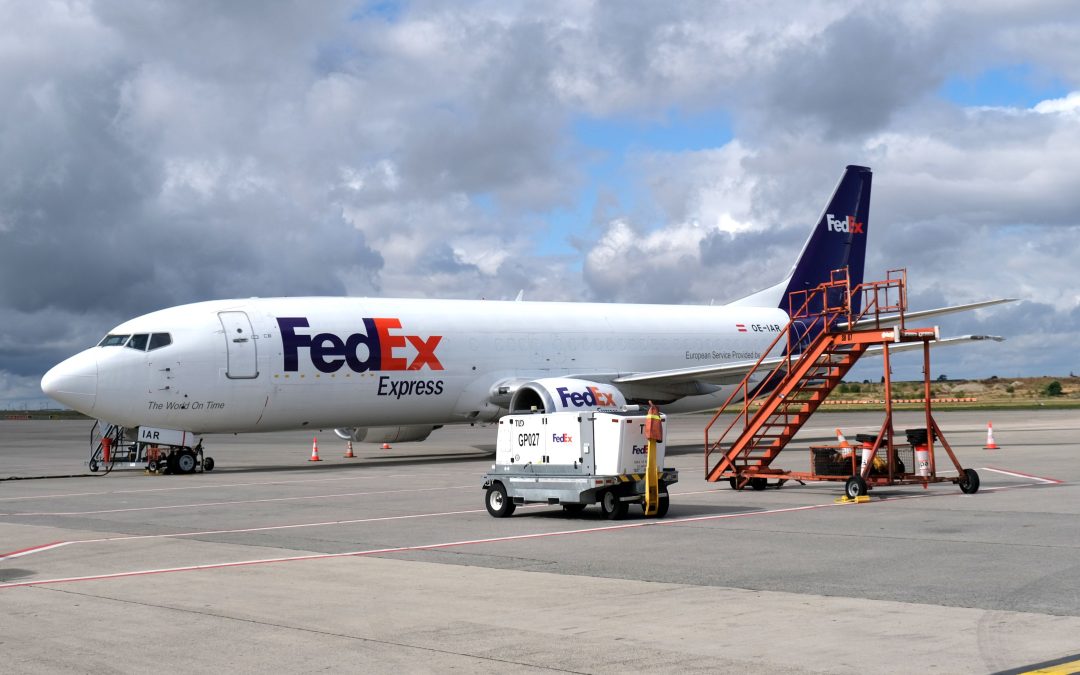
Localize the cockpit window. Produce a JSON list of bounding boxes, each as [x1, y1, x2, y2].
[[126, 334, 149, 351], [147, 333, 172, 351], [98, 334, 130, 347]]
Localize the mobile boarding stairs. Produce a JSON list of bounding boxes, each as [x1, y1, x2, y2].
[[705, 269, 981, 499]]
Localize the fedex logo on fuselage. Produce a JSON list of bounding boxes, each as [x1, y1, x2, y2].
[[557, 386, 617, 408], [277, 317, 443, 373], [826, 214, 864, 234]]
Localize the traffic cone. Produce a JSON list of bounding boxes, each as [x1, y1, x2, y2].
[[343, 440, 355, 459], [381, 442, 392, 450], [309, 437, 322, 462], [984, 422, 1000, 450], [836, 428, 853, 457]]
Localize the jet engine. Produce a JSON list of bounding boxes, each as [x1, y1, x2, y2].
[[508, 377, 627, 414], [333, 425, 440, 443]]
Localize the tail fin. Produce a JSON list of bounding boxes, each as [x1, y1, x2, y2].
[[731, 165, 872, 314]]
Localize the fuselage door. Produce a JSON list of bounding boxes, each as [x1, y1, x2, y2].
[[219, 311, 259, 379]]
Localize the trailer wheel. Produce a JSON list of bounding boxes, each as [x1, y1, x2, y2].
[[728, 477, 739, 490], [844, 475, 868, 499], [600, 489, 628, 520], [485, 483, 516, 518], [654, 495, 670, 518], [175, 450, 197, 475], [562, 503, 587, 516], [750, 477, 768, 491], [147, 459, 160, 473], [203, 456, 215, 472], [89, 460, 99, 472], [959, 468, 980, 494]]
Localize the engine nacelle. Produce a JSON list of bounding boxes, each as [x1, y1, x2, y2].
[[508, 377, 627, 414], [332, 425, 439, 443]]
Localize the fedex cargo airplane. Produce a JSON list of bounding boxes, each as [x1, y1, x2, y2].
[[42, 165, 1008, 464]]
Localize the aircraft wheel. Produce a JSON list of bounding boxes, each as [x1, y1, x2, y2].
[[203, 456, 215, 472], [959, 468, 980, 494], [845, 475, 868, 499], [562, 503, 587, 516], [485, 483, 515, 518], [175, 450, 197, 475], [600, 489, 628, 520]]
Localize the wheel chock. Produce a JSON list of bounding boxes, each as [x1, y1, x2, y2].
[[834, 494, 872, 504]]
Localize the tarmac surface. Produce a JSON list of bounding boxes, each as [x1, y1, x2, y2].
[[1, 409, 1078, 673]]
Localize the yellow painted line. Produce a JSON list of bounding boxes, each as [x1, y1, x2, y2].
[[1021, 660, 1080, 674]]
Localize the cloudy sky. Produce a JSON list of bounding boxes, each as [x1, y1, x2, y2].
[[3, 0, 1079, 408]]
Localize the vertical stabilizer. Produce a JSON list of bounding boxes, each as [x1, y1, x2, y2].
[[731, 165, 872, 313], [780, 165, 872, 315]]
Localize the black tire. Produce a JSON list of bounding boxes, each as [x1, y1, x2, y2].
[[203, 456, 215, 472], [654, 495, 670, 518], [147, 459, 160, 473], [89, 460, 99, 472], [562, 503, 587, 515], [959, 468, 980, 494], [845, 475, 868, 499], [599, 489, 628, 520], [750, 477, 768, 491], [175, 450, 197, 475], [485, 483, 515, 518], [728, 477, 739, 490]]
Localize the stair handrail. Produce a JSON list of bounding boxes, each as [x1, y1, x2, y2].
[[704, 270, 854, 473]]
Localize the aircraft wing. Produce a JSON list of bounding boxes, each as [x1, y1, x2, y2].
[[836, 298, 1016, 331], [610, 334, 1004, 393]]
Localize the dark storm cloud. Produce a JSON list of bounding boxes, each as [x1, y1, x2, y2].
[[762, 10, 948, 138], [3, 1, 1080, 406]]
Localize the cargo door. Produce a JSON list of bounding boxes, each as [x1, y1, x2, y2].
[[219, 311, 259, 379]]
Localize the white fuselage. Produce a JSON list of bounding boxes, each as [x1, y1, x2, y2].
[[43, 297, 788, 434]]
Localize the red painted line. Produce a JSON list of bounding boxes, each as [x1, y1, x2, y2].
[[0, 502, 844, 589], [982, 466, 1063, 484], [0, 541, 70, 561], [1, 477, 1063, 589]]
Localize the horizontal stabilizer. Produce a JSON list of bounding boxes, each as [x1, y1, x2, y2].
[[837, 298, 1016, 330]]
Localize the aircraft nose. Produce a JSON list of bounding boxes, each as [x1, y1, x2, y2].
[[41, 351, 98, 414]]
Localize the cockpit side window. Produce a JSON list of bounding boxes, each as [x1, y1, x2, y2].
[[98, 334, 130, 347], [127, 334, 149, 351], [147, 333, 172, 351]]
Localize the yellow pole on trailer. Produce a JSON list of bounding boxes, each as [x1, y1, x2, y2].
[[644, 402, 662, 516]]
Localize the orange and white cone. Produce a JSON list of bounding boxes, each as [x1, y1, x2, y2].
[[984, 422, 1000, 450], [836, 428, 853, 457], [309, 437, 322, 462], [381, 442, 392, 450], [343, 440, 355, 459]]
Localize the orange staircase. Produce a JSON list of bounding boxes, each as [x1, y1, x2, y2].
[[705, 269, 912, 485]]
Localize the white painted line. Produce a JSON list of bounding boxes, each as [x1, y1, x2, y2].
[[0, 502, 849, 589], [982, 466, 1063, 484], [0, 484, 473, 517], [0, 471, 473, 503]]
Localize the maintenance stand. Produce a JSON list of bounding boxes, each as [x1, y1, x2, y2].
[[705, 269, 980, 500]]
